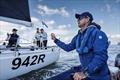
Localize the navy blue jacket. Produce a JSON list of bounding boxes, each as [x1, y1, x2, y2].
[[9, 33, 19, 42], [54, 25, 110, 80]]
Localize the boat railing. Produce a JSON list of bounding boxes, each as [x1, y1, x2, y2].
[[0, 46, 58, 50], [0, 46, 60, 56]]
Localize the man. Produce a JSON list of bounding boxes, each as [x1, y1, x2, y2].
[[115, 53, 120, 69], [34, 28, 42, 47], [40, 28, 48, 49], [6, 28, 19, 47], [51, 12, 111, 80]]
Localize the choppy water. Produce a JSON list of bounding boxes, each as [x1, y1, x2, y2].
[[11, 45, 120, 80]]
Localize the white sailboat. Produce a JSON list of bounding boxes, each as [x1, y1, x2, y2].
[[117, 42, 120, 45], [0, 0, 60, 80]]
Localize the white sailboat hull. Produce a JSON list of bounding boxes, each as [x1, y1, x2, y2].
[[0, 47, 60, 80]]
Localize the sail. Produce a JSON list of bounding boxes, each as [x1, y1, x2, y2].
[[0, 0, 32, 27]]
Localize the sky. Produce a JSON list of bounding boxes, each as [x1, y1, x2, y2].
[[0, 0, 120, 45], [29, 0, 120, 34]]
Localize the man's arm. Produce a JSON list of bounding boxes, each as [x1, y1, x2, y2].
[[6, 33, 10, 41], [85, 31, 109, 74], [51, 33, 77, 52]]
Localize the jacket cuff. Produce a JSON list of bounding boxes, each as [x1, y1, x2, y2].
[[84, 65, 99, 75], [54, 38, 59, 43]]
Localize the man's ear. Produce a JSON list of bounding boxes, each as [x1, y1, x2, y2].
[[86, 16, 90, 23]]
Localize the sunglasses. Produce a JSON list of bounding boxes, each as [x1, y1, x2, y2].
[[77, 16, 88, 21]]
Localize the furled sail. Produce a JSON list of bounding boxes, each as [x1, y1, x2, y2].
[[0, 0, 32, 27]]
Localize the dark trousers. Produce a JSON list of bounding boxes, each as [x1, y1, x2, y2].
[[7, 40, 17, 47], [47, 66, 84, 80], [37, 40, 47, 49], [36, 41, 41, 47], [47, 66, 94, 80], [43, 40, 47, 48], [36, 40, 47, 48]]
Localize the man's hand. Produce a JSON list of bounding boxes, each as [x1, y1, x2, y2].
[[73, 72, 86, 80], [51, 33, 56, 41]]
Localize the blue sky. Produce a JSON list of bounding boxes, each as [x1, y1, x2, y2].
[[29, 0, 120, 35]]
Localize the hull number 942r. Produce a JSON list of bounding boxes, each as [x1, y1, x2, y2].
[[12, 54, 45, 70]]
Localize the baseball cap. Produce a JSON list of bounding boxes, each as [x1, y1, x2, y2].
[[75, 12, 93, 22], [12, 28, 17, 31]]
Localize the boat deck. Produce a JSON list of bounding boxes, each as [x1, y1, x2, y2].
[[0, 46, 59, 58]]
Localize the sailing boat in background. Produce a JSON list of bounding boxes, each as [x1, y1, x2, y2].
[[118, 26, 120, 46], [117, 42, 120, 45], [117, 20, 120, 46], [0, 0, 60, 80]]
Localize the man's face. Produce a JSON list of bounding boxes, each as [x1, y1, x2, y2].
[[77, 16, 89, 28], [37, 29, 39, 31], [12, 31, 17, 34]]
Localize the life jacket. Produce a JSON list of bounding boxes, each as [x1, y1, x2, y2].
[[76, 23, 101, 54], [9, 33, 19, 42]]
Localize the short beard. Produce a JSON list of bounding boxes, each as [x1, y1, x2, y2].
[[79, 23, 86, 28]]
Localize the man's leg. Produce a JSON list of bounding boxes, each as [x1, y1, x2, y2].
[[47, 69, 74, 80], [6, 42, 11, 48], [40, 41, 43, 49], [47, 66, 82, 80], [38, 41, 40, 47], [36, 41, 39, 47], [43, 40, 47, 49], [13, 41, 17, 47], [7, 40, 13, 47]]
